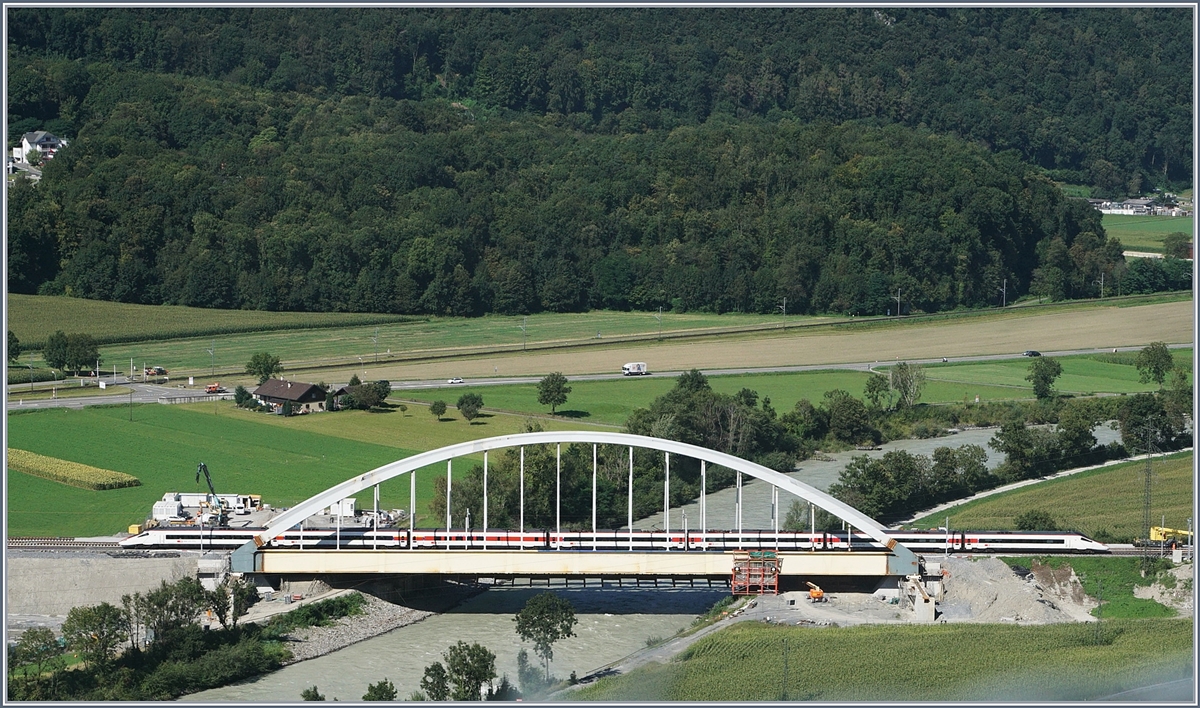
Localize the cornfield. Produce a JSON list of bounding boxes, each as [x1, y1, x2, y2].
[[7, 448, 141, 490]]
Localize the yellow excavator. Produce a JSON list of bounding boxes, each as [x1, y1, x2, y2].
[[805, 581, 826, 603]]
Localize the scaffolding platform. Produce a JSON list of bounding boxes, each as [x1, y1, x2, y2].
[[731, 550, 780, 595]]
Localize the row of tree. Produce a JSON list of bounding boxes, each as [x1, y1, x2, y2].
[[9, 8, 1191, 190], [7, 575, 266, 701]]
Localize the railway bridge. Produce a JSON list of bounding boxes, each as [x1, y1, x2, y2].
[[231, 432, 922, 587]]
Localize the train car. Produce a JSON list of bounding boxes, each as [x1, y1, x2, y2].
[[120, 526, 1108, 554]]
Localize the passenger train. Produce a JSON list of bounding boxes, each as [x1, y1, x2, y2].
[[119, 527, 1110, 554]]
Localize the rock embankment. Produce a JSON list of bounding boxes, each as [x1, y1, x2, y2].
[[280, 593, 437, 664]]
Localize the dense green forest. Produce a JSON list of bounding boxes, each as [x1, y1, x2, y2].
[[6, 7, 1191, 316]]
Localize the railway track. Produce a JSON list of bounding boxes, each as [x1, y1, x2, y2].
[[7, 537, 121, 550]]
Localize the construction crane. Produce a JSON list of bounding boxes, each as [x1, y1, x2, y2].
[[1149, 526, 1194, 544], [195, 463, 229, 527], [805, 581, 826, 603]]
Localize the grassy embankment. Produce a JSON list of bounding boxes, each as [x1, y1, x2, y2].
[[910, 451, 1194, 542], [568, 618, 1192, 701], [1101, 213, 1194, 253]]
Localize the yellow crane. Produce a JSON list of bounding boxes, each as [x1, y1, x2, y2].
[[1149, 526, 1193, 544]]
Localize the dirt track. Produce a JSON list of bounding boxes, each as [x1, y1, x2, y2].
[[333, 300, 1193, 382]]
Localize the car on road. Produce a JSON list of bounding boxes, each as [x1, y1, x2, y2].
[[1022, 350, 1041, 357], [448, 377, 464, 384]]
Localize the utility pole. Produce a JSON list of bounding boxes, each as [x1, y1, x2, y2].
[[520, 317, 527, 351], [654, 307, 663, 340], [781, 637, 788, 700], [893, 288, 902, 319], [1093, 273, 1105, 299], [371, 327, 379, 363], [1000, 278, 1007, 308], [1137, 421, 1159, 575], [206, 341, 215, 377], [778, 297, 787, 316]]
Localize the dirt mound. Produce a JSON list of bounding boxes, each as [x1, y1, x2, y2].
[[1134, 563, 1193, 617], [937, 557, 1096, 624]]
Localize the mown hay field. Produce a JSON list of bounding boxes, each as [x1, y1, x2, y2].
[[6, 294, 412, 350], [7, 448, 141, 490], [911, 451, 1194, 541], [572, 618, 1192, 701], [1101, 213, 1193, 252], [315, 299, 1194, 385]]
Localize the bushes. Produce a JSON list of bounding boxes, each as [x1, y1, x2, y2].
[[7, 448, 141, 490], [258, 592, 366, 640], [7, 368, 61, 385]]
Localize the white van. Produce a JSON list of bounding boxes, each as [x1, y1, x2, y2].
[[621, 362, 648, 376]]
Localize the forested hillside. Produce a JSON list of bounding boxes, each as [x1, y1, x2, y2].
[[6, 7, 1191, 316]]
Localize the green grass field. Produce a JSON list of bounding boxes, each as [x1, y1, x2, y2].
[[4, 399, 620, 537], [399, 371, 1038, 427], [910, 451, 1194, 541], [918, 349, 1192, 396], [570, 618, 1192, 701], [1101, 214, 1193, 253], [1001, 556, 1182, 619]]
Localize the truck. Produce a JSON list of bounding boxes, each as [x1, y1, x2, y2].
[[145, 366, 168, 377], [205, 383, 226, 394], [621, 362, 649, 376]]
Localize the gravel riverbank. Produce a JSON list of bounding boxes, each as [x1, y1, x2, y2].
[[279, 593, 437, 664]]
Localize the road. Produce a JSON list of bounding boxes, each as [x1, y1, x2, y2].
[[5, 343, 1186, 412]]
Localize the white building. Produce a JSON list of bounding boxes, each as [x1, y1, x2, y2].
[[12, 130, 68, 163]]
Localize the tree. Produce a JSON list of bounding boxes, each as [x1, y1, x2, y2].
[[514, 591, 578, 681], [863, 372, 892, 411], [1162, 232, 1191, 259], [7, 330, 21, 363], [1014, 509, 1058, 531], [301, 686, 326, 701], [444, 641, 496, 700], [363, 678, 397, 701], [421, 661, 450, 701], [822, 389, 874, 444], [349, 373, 362, 386], [61, 602, 126, 669], [1135, 341, 1174, 387], [12, 627, 64, 698], [456, 392, 484, 422], [1026, 356, 1063, 399], [536, 372, 571, 414], [64, 333, 100, 373], [889, 362, 925, 409], [430, 400, 447, 420], [233, 385, 252, 406], [42, 330, 68, 370], [245, 352, 284, 384]]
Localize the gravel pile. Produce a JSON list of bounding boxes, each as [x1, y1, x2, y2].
[[938, 556, 1095, 624], [280, 593, 435, 664]]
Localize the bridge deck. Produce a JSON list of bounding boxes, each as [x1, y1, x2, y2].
[[256, 549, 897, 577]]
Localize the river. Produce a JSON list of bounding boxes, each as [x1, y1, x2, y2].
[[183, 584, 727, 702]]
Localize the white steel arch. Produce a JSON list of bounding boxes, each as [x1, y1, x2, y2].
[[252, 431, 919, 573]]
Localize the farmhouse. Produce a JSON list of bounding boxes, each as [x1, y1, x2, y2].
[[252, 379, 329, 413]]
